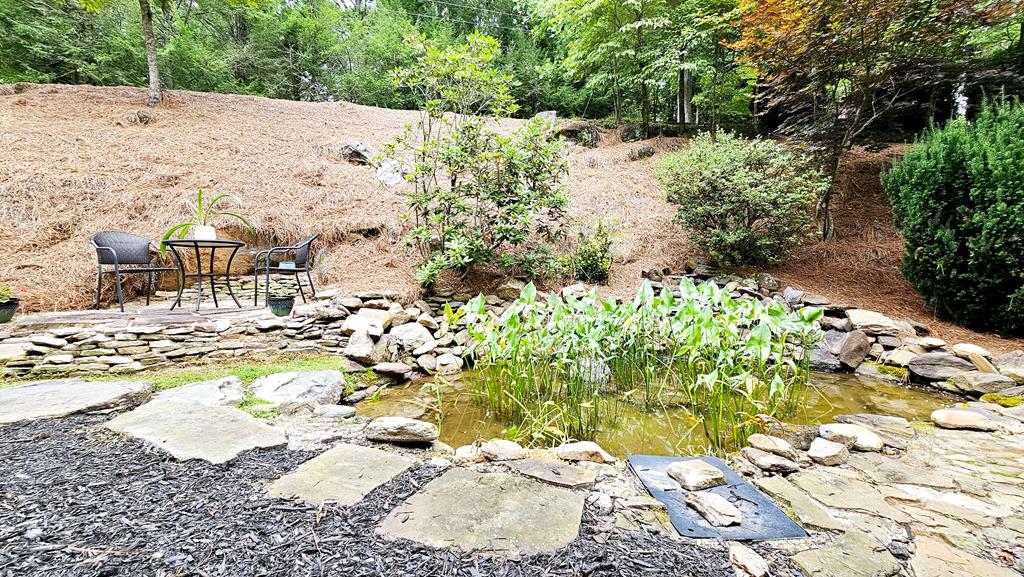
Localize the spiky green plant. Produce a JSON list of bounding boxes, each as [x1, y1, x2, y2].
[[462, 278, 822, 453]]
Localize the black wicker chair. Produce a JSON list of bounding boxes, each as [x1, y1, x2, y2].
[[253, 234, 320, 306], [91, 232, 176, 312]]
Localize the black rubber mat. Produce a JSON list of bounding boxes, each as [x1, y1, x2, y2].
[[627, 455, 808, 541]]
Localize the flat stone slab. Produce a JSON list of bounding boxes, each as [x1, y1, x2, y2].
[[507, 458, 597, 489], [104, 400, 287, 464], [267, 443, 415, 505], [0, 378, 152, 424], [791, 529, 902, 577], [250, 370, 344, 405], [153, 376, 243, 406], [378, 468, 584, 555]]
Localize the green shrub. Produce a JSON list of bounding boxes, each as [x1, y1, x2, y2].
[[882, 100, 1024, 335], [656, 132, 827, 266], [569, 220, 613, 283]]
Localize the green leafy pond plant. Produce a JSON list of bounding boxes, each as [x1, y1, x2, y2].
[[461, 278, 823, 453]]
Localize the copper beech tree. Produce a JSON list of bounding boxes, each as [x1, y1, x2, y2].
[[734, 0, 1023, 239]]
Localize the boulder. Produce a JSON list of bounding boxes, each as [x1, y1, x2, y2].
[[154, 376, 243, 407], [417, 313, 439, 330], [846, 309, 899, 336], [416, 353, 438, 372], [365, 416, 439, 443], [883, 348, 917, 368], [665, 459, 727, 490], [741, 447, 800, 473], [994, 350, 1024, 384], [746, 434, 800, 461], [434, 352, 463, 375], [819, 423, 883, 452], [341, 315, 383, 338], [808, 345, 842, 372], [497, 279, 527, 300], [251, 371, 344, 405], [479, 439, 528, 461], [807, 438, 849, 466], [357, 307, 394, 330], [837, 330, 871, 368], [344, 329, 377, 364], [944, 372, 1016, 395], [685, 492, 741, 527], [552, 441, 616, 463], [389, 322, 435, 352], [339, 140, 372, 165], [908, 352, 974, 381]]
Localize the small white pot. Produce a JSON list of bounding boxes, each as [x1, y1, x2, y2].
[[193, 225, 217, 240]]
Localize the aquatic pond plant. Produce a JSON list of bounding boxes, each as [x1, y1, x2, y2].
[[461, 279, 823, 453]]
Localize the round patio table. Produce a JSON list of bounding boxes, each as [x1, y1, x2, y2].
[[161, 239, 245, 311]]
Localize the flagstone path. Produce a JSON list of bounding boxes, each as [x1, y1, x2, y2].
[[268, 443, 416, 506], [0, 378, 151, 424]]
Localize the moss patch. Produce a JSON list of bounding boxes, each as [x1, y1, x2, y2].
[[980, 393, 1023, 408], [873, 362, 910, 380]]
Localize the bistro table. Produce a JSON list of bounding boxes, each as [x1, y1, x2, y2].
[[161, 239, 245, 311]]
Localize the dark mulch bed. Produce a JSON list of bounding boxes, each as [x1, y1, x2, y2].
[[0, 415, 735, 577]]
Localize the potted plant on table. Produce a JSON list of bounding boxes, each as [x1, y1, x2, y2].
[[162, 189, 254, 243], [0, 283, 20, 323]]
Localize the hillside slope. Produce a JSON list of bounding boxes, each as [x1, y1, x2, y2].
[[1, 83, 1018, 351]]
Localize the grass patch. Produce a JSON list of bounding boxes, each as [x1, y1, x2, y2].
[[85, 354, 353, 391]]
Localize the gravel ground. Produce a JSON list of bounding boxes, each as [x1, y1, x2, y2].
[[0, 415, 735, 577]]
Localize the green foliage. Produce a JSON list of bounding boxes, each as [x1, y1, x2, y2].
[[384, 34, 568, 286], [882, 99, 1024, 335], [657, 132, 827, 266], [161, 189, 255, 243], [463, 278, 822, 453], [568, 220, 613, 284], [0, 284, 11, 304]]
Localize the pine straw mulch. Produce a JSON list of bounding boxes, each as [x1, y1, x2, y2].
[[0, 413, 737, 577]]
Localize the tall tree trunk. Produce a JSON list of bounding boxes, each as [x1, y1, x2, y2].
[[139, 0, 162, 106], [817, 149, 843, 241], [641, 81, 650, 129], [158, 0, 174, 90], [613, 75, 623, 124], [681, 69, 693, 124]]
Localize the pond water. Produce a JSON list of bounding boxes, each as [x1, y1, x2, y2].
[[357, 371, 958, 458]]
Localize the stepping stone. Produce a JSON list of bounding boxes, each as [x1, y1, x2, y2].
[[267, 443, 415, 505], [0, 379, 152, 425], [377, 468, 584, 555], [791, 529, 901, 577], [507, 458, 597, 489], [153, 376, 243, 406], [250, 370, 344, 405], [753, 476, 843, 531], [104, 400, 287, 464], [911, 534, 1020, 577]]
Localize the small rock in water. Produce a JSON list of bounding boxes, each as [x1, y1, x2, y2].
[[807, 438, 849, 466], [819, 423, 884, 452], [364, 416, 439, 443], [685, 491, 741, 527], [313, 404, 356, 419], [479, 439, 528, 461], [741, 447, 800, 473], [747, 433, 800, 461], [665, 459, 727, 491], [729, 542, 769, 577], [551, 441, 616, 463]]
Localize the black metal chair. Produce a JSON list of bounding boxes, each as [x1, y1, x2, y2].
[[91, 232, 176, 312], [253, 234, 320, 306]]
